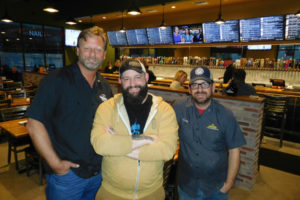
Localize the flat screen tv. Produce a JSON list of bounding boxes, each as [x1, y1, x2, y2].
[[203, 20, 239, 43], [146, 26, 173, 45], [65, 29, 81, 47], [240, 15, 284, 42], [172, 24, 203, 44], [126, 28, 149, 45], [107, 31, 128, 46], [285, 14, 300, 40], [247, 45, 272, 50]]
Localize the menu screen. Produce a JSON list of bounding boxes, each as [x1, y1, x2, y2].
[[126, 28, 149, 45], [172, 24, 203, 44], [107, 31, 128, 46], [65, 29, 81, 47], [203, 20, 239, 43], [285, 14, 300, 40], [146, 26, 173, 45], [240, 16, 284, 42]]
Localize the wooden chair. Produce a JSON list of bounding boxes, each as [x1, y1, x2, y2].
[[0, 105, 30, 171], [25, 146, 44, 185], [0, 99, 11, 109]]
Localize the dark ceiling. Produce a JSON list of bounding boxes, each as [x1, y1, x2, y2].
[[0, 0, 180, 28]]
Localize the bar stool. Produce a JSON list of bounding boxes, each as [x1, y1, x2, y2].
[[262, 94, 289, 147]]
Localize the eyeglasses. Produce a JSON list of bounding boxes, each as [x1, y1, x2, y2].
[[190, 82, 211, 90]]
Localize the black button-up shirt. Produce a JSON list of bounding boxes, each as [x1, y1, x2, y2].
[[26, 63, 113, 178]]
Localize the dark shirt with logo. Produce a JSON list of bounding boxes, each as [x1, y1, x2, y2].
[[124, 95, 152, 135], [174, 97, 246, 197], [25, 63, 113, 178]]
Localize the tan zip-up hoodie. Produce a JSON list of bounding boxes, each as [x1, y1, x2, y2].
[[91, 93, 178, 199]]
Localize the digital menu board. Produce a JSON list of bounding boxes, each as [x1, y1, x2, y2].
[[107, 31, 128, 46], [172, 24, 203, 44], [203, 20, 239, 43], [240, 16, 284, 42], [126, 28, 149, 45], [146, 26, 173, 45], [285, 14, 300, 40], [247, 45, 272, 50]]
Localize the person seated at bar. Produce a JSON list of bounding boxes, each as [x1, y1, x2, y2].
[[170, 70, 187, 89], [224, 69, 257, 96], [112, 59, 122, 74], [143, 60, 156, 84], [8, 66, 23, 82], [104, 61, 116, 73]]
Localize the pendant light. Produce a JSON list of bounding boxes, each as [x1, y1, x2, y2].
[[296, 10, 300, 18], [120, 11, 126, 33], [1, 0, 13, 23], [160, 3, 167, 29], [65, 17, 77, 25], [43, 1, 59, 13], [127, 0, 141, 15], [215, 0, 224, 25]]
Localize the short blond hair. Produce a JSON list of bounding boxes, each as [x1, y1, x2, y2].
[[77, 26, 107, 50], [174, 70, 187, 81]]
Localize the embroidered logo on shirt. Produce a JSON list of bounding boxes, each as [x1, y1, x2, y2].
[[99, 94, 108, 102], [182, 118, 189, 124], [207, 124, 219, 131]]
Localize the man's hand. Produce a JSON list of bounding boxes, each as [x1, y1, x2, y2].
[[126, 148, 140, 159], [220, 181, 234, 193], [105, 126, 116, 135], [52, 160, 80, 176]]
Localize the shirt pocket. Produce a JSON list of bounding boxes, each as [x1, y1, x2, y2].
[[199, 128, 226, 151]]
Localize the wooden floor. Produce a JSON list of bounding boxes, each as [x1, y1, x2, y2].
[[0, 136, 299, 200]]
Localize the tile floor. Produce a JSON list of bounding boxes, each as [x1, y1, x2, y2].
[[0, 136, 299, 200]]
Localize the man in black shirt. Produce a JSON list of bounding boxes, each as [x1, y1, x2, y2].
[[25, 26, 113, 200]]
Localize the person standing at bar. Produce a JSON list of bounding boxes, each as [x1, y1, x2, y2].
[[223, 57, 235, 84], [91, 59, 178, 200], [224, 69, 257, 96], [174, 66, 245, 200], [25, 26, 113, 200]]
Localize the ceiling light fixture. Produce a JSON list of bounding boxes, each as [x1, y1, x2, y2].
[[215, 0, 224, 25], [65, 17, 77, 25], [43, 2, 59, 13], [127, 0, 141, 15], [160, 3, 167, 29], [296, 10, 300, 18], [120, 11, 126, 33], [1, 1, 13, 23]]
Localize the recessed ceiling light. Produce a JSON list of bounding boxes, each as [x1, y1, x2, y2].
[[195, 1, 208, 5], [102, 16, 107, 19], [78, 19, 82, 23], [1, 31, 6, 34], [171, 6, 176, 9]]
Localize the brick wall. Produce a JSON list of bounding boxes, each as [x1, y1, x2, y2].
[[215, 97, 264, 190]]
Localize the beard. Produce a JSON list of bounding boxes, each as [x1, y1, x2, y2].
[[192, 91, 212, 106], [78, 55, 104, 70], [122, 84, 148, 105]]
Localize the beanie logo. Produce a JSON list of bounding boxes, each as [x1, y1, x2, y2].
[[195, 68, 204, 75]]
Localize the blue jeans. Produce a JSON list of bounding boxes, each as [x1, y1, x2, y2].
[[178, 186, 228, 200], [45, 169, 102, 200]]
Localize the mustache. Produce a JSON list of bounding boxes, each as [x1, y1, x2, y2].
[[195, 92, 207, 95], [127, 86, 142, 90]]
